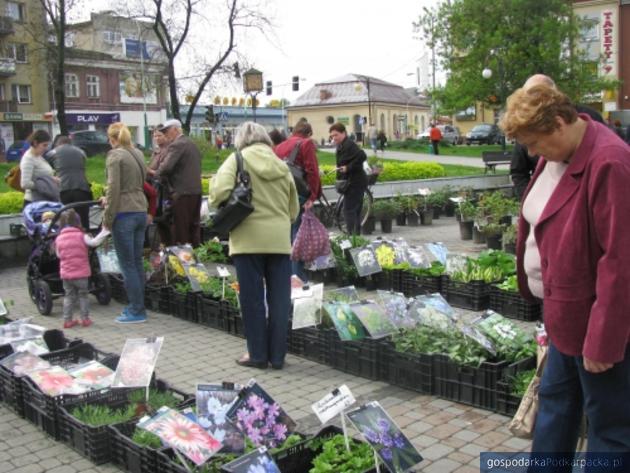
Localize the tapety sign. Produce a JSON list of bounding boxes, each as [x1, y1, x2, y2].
[[601, 10, 615, 76]]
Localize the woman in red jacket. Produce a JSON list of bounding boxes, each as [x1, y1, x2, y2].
[[501, 84, 630, 464]]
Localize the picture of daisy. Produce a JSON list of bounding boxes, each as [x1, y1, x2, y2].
[[138, 406, 221, 466], [196, 383, 245, 453], [0, 352, 51, 377], [68, 361, 114, 390], [349, 247, 382, 277], [28, 366, 85, 396], [112, 337, 164, 388]]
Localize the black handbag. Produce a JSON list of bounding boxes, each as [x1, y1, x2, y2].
[[335, 179, 350, 194], [286, 141, 310, 197], [211, 151, 254, 234]]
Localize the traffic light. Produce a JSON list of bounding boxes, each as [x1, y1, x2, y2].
[[207, 105, 215, 123], [292, 76, 299, 91], [233, 62, 240, 79], [266, 81, 272, 96]]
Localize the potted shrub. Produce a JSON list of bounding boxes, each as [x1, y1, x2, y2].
[[362, 215, 376, 235], [372, 199, 401, 233], [441, 185, 456, 217], [481, 223, 504, 250], [418, 194, 433, 225], [502, 224, 517, 254], [427, 190, 447, 219], [457, 200, 476, 240], [401, 195, 420, 226], [393, 194, 407, 226]]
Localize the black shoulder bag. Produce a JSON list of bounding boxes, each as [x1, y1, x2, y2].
[[286, 141, 310, 198], [211, 151, 254, 234]]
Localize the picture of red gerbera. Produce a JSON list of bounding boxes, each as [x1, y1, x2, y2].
[[29, 366, 75, 396]]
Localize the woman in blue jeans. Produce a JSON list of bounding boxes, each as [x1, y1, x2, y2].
[[209, 122, 299, 369], [102, 122, 148, 323]]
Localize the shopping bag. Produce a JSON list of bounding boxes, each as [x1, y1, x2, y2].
[[508, 346, 547, 439], [291, 210, 330, 263], [96, 243, 121, 274]]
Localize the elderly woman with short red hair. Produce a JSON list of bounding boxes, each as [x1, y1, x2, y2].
[[500, 84, 630, 463]]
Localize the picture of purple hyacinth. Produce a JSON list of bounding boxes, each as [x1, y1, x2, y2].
[[347, 401, 423, 472], [226, 382, 296, 449]]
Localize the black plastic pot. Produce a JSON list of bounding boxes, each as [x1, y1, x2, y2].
[[362, 216, 375, 235], [444, 202, 456, 217], [433, 207, 442, 219], [380, 219, 393, 233], [473, 226, 486, 244], [420, 210, 433, 225], [459, 220, 474, 240], [395, 213, 406, 226], [407, 212, 420, 226], [486, 233, 503, 250]]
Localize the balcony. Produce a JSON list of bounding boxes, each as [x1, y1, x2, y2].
[[0, 16, 14, 35], [0, 58, 16, 76], [0, 100, 17, 112]]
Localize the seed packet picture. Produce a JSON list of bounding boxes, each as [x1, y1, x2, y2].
[[323, 302, 366, 341], [0, 351, 51, 377], [226, 381, 296, 449], [28, 365, 88, 396], [350, 301, 396, 338], [196, 383, 245, 453], [347, 401, 423, 473], [376, 290, 411, 329], [349, 246, 382, 277], [112, 337, 164, 388], [67, 360, 115, 390], [292, 283, 324, 330], [137, 406, 221, 466], [220, 447, 281, 473]]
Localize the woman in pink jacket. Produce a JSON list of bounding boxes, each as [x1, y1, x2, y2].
[[55, 209, 109, 328], [501, 84, 630, 466]]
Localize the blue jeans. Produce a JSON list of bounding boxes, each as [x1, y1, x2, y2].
[[113, 212, 147, 316], [291, 196, 308, 282], [232, 254, 291, 366], [530, 343, 630, 471]]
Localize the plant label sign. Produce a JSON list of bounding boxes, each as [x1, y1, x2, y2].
[[312, 384, 356, 424], [216, 266, 231, 278], [418, 187, 432, 196], [339, 239, 352, 250]]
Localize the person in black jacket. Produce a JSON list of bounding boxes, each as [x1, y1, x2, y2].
[[330, 122, 367, 234], [510, 74, 604, 200]]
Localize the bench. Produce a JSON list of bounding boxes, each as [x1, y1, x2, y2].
[[482, 151, 512, 174]]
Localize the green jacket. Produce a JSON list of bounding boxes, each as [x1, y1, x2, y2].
[[103, 147, 147, 229], [209, 143, 299, 255]]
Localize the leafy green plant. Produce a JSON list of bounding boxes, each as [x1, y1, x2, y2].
[[194, 240, 228, 264], [0, 192, 24, 215], [458, 200, 477, 221], [509, 369, 536, 397], [308, 434, 375, 473], [502, 224, 517, 245], [128, 388, 181, 410], [496, 275, 518, 292], [174, 280, 193, 294], [371, 199, 402, 219], [320, 161, 446, 185], [71, 404, 137, 427], [199, 276, 239, 307], [408, 261, 445, 277], [131, 428, 162, 449], [451, 250, 515, 283]]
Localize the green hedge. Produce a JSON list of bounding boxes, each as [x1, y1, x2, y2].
[[0, 181, 105, 215], [319, 161, 446, 185]]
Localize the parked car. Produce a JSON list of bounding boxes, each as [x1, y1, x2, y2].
[[417, 125, 462, 145], [69, 130, 112, 157], [465, 124, 504, 145], [5, 140, 30, 162]]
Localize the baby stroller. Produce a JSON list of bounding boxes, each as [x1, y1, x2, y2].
[[24, 201, 112, 315]]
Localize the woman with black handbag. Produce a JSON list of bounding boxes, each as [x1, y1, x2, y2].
[[209, 122, 299, 370], [329, 122, 367, 235]]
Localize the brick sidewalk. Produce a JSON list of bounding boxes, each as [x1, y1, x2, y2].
[[0, 218, 532, 473]]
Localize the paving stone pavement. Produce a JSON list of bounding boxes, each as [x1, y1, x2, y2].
[[0, 216, 533, 472]]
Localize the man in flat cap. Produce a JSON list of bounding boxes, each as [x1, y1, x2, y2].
[[150, 119, 203, 246]]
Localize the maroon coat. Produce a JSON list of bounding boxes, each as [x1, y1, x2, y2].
[[274, 135, 322, 202], [516, 116, 630, 364]]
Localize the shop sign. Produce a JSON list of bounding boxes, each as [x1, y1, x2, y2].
[[601, 10, 615, 76], [3, 112, 23, 121], [66, 113, 120, 125], [337, 116, 350, 125]]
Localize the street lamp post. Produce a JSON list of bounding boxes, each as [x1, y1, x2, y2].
[[482, 49, 507, 150], [243, 68, 263, 123], [135, 21, 149, 147]]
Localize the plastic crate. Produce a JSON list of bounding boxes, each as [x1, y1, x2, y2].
[[109, 274, 128, 304], [198, 296, 228, 331], [57, 379, 191, 465], [222, 303, 244, 338], [329, 338, 388, 381], [144, 284, 171, 314], [400, 272, 442, 297], [442, 276, 490, 311], [489, 286, 542, 321], [387, 348, 434, 395], [21, 344, 118, 439], [169, 290, 200, 323], [0, 329, 80, 361], [110, 421, 161, 473], [495, 380, 522, 417]]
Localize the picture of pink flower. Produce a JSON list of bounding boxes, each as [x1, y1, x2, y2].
[[112, 337, 163, 388], [68, 361, 114, 389], [29, 366, 76, 396]]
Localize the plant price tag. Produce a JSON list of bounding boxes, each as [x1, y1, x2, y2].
[[216, 266, 231, 278], [418, 187, 432, 196], [312, 384, 356, 424], [339, 239, 352, 250]]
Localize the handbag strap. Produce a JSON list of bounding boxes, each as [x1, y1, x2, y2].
[[235, 151, 251, 186], [287, 141, 302, 165]]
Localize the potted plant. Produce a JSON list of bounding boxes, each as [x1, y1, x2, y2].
[[418, 194, 433, 226], [481, 222, 504, 250], [427, 190, 447, 219], [457, 200, 476, 240], [393, 194, 407, 226], [441, 185, 456, 217], [401, 195, 420, 226], [502, 224, 517, 254], [372, 199, 401, 233]]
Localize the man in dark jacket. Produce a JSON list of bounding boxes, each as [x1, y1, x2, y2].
[[151, 119, 202, 247], [330, 122, 367, 235], [52, 136, 93, 229], [510, 74, 604, 200]]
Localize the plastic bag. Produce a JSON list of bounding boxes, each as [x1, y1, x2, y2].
[[291, 210, 330, 263]]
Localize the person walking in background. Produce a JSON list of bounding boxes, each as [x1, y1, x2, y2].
[[209, 122, 299, 370], [510, 74, 604, 200], [274, 120, 322, 282], [51, 136, 93, 229], [55, 209, 109, 329], [429, 123, 442, 155], [150, 119, 202, 247], [501, 84, 630, 465], [377, 130, 387, 154], [148, 126, 173, 246], [367, 124, 378, 155], [329, 122, 367, 235], [102, 122, 148, 324], [20, 130, 56, 207]]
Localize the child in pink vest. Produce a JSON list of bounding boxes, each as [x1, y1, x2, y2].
[[55, 209, 109, 328]]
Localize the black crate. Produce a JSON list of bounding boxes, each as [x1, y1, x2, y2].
[[109, 274, 128, 304], [329, 337, 388, 381], [110, 421, 161, 473], [222, 303, 244, 338], [57, 379, 191, 465], [169, 289, 200, 323], [400, 272, 442, 297], [0, 329, 80, 361], [145, 284, 171, 314], [442, 276, 490, 311], [198, 296, 228, 331], [287, 328, 306, 356], [495, 380, 522, 417], [387, 348, 434, 395], [21, 344, 118, 439], [489, 286, 542, 321]]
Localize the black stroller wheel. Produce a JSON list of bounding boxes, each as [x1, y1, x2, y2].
[[27, 277, 37, 302], [92, 273, 111, 305], [35, 280, 53, 316]]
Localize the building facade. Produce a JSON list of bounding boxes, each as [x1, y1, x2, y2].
[[286, 74, 430, 145], [0, 0, 51, 160], [62, 11, 168, 146]]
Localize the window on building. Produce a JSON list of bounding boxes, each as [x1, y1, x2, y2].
[[7, 43, 27, 63], [86, 75, 100, 98], [6, 2, 26, 22], [65, 73, 79, 98], [11, 84, 31, 104], [102, 30, 122, 44]]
